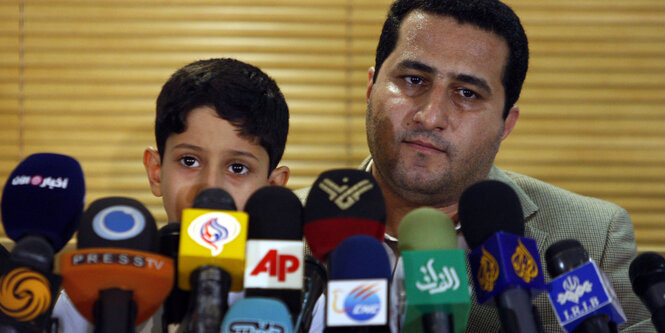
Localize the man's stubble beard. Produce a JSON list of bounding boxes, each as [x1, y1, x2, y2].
[[366, 102, 502, 207]]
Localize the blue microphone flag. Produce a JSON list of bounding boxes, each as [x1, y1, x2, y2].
[[468, 231, 545, 304], [547, 260, 626, 332]]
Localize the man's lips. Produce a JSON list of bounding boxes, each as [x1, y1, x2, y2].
[[403, 139, 446, 153]]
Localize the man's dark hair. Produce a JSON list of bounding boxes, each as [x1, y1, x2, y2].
[[155, 58, 289, 172], [373, 0, 528, 118]]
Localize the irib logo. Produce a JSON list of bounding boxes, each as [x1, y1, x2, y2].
[[92, 205, 146, 240], [557, 275, 593, 305], [188, 212, 241, 256]]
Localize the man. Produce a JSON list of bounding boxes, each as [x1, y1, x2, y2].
[[302, 0, 653, 331]]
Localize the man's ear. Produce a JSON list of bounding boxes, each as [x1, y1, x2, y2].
[[143, 147, 163, 197], [366, 66, 375, 101], [268, 165, 290, 187], [501, 105, 520, 141]]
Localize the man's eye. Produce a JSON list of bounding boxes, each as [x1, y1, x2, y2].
[[228, 163, 249, 175], [180, 156, 200, 168], [404, 76, 423, 85], [459, 88, 477, 98]]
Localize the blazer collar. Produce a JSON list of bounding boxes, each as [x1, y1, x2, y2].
[[360, 157, 547, 244]]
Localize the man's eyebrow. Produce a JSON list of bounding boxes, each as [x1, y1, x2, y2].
[[228, 150, 260, 162], [397, 60, 436, 74], [454, 73, 492, 95]]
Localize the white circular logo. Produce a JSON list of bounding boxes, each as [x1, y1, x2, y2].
[[92, 205, 146, 240]]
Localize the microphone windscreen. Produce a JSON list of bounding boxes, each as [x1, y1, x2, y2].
[[458, 180, 524, 249], [303, 169, 386, 261], [398, 207, 456, 251], [221, 298, 294, 333], [545, 239, 589, 277], [76, 197, 157, 252], [329, 235, 391, 280], [157, 222, 181, 258], [2, 153, 85, 252], [629, 252, 665, 299], [245, 186, 303, 240], [192, 187, 236, 210]]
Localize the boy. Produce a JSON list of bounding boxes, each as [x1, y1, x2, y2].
[[53, 58, 291, 332]]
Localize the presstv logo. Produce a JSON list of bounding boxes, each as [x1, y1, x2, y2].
[[11, 175, 69, 190]]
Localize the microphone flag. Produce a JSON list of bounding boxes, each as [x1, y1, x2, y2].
[[547, 259, 626, 331], [401, 249, 470, 333], [468, 231, 545, 304]]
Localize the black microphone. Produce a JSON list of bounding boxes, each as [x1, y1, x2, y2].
[[178, 188, 246, 333], [0, 153, 85, 333], [629, 252, 665, 332], [59, 197, 173, 333], [459, 180, 546, 333], [545, 239, 625, 332], [243, 186, 304, 322], [59, 197, 174, 333], [295, 255, 328, 333], [157, 222, 189, 331], [303, 169, 386, 264]]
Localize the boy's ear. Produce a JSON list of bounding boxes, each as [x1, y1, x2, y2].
[[143, 147, 163, 197], [268, 165, 290, 187]]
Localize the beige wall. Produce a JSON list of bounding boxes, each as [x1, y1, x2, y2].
[[1, 0, 664, 253]]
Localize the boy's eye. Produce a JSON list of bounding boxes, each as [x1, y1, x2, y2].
[[228, 163, 249, 175], [179, 156, 200, 168]]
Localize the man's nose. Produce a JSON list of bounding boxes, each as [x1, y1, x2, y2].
[[412, 88, 450, 131]]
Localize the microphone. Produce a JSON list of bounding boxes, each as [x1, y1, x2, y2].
[[629, 252, 665, 332], [398, 207, 471, 333], [243, 186, 304, 321], [325, 235, 391, 332], [221, 298, 294, 333], [544, 239, 626, 332], [459, 180, 546, 333], [303, 169, 386, 263], [2, 153, 85, 253], [295, 255, 328, 333], [0, 153, 85, 332], [157, 222, 190, 330], [178, 188, 248, 332], [59, 197, 174, 332]]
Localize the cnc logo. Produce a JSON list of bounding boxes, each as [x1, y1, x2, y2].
[[228, 321, 285, 333], [332, 283, 382, 321], [0, 267, 51, 322], [511, 238, 539, 283], [318, 177, 373, 210], [11, 175, 69, 190], [557, 275, 593, 305], [478, 246, 500, 292], [249, 250, 300, 282], [92, 205, 146, 240], [188, 212, 241, 256]]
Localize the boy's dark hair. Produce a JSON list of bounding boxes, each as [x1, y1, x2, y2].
[[373, 0, 528, 118], [155, 58, 289, 172]]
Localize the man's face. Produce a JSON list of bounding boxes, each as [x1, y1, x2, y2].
[[366, 11, 518, 206], [144, 106, 288, 222]]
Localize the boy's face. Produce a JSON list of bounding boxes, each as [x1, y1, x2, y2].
[[144, 106, 289, 222]]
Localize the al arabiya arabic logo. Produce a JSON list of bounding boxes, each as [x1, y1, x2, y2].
[[188, 212, 241, 256]]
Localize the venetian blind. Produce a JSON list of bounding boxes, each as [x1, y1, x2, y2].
[[0, 0, 664, 255]]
